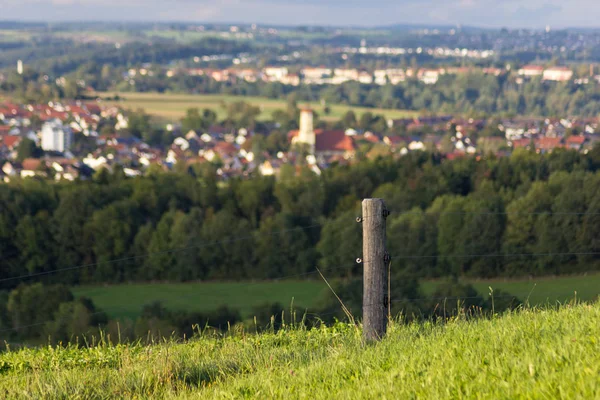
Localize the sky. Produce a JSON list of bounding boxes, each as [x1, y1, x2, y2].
[[1, 0, 599, 29]]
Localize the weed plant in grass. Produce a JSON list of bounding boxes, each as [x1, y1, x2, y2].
[[0, 302, 598, 398]]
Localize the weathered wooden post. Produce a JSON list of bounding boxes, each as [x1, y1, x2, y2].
[[361, 198, 389, 342]]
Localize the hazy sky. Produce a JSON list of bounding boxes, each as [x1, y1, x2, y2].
[[1, 0, 598, 29]]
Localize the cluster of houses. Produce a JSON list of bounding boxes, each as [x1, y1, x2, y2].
[[334, 44, 494, 60], [0, 100, 118, 181], [387, 114, 599, 153], [157, 65, 507, 86], [153, 63, 599, 87], [1, 99, 599, 182], [284, 110, 599, 170], [517, 65, 575, 82], [498, 117, 599, 152]]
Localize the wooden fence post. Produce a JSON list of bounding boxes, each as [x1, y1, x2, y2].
[[362, 198, 389, 342]]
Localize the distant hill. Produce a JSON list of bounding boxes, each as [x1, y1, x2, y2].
[[379, 23, 490, 32]]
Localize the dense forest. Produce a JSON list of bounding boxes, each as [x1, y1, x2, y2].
[[2, 147, 600, 287], [2, 147, 600, 344]]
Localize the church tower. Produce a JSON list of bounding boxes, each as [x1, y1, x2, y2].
[[296, 108, 315, 153]]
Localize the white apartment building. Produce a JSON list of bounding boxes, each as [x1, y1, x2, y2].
[[41, 119, 73, 152], [262, 67, 289, 81], [302, 67, 333, 84], [542, 67, 573, 82]]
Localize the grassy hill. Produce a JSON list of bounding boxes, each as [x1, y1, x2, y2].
[[0, 302, 598, 398]]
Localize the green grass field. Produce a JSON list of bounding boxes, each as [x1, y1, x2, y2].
[[74, 274, 600, 321], [142, 30, 252, 43], [0, 29, 36, 42], [95, 91, 418, 122], [422, 273, 600, 306], [52, 30, 134, 43], [0, 302, 598, 398], [72, 281, 325, 320]]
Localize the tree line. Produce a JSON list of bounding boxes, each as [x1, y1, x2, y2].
[[2, 147, 600, 345], [2, 147, 600, 290], [0, 282, 245, 346]]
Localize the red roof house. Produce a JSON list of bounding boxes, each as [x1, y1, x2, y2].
[[315, 129, 355, 154], [1, 135, 21, 150], [535, 137, 563, 152], [21, 158, 42, 171], [565, 135, 586, 148]]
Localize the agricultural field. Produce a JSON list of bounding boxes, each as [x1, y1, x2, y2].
[[142, 30, 251, 43], [52, 30, 134, 43], [74, 273, 600, 321], [72, 281, 326, 320], [94, 91, 419, 122], [421, 273, 600, 306], [0, 302, 598, 398], [0, 29, 34, 42]]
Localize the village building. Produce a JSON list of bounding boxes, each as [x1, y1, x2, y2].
[[374, 70, 388, 85], [262, 66, 289, 82], [289, 109, 356, 160], [418, 68, 445, 84], [0, 134, 21, 154], [41, 119, 73, 153], [374, 69, 406, 85], [301, 67, 333, 84], [333, 68, 359, 81], [518, 65, 544, 77], [565, 135, 587, 151], [543, 67, 573, 82], [535, 137, 563, 153], [482, 67, 504, 76], [280, 74, 301, 86]]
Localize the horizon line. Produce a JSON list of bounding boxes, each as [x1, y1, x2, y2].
[[1, 19, 599, 32]]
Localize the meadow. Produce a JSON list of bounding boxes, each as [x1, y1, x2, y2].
[[73, 273, 600, 321], [94, 91, 419, 121], [0, 302, 598, 398], [0, 29, 35, 42], [72, 281, 325, 320], [422, 273, 600, 306]]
